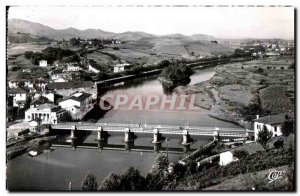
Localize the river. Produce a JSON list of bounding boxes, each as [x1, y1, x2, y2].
[[7, 67, 240, 191]]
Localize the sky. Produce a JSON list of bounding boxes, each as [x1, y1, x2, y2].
[[8, 6, 294, 39]]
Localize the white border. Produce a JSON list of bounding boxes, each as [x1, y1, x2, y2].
[[1, 0, 298, 195]]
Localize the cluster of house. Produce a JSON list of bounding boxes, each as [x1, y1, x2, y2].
[[239, 40, 294, 57], [7, 71, 97, 138]]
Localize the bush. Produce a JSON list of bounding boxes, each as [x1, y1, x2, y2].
[[81, 171, 98, 191]]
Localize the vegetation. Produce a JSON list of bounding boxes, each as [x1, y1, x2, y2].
[[98, 167, 146, 191], [24, 47, 76, 65], [281, 118, 294, 136], [81, 171, 98, 191], [159, 61, 194, 86], [257, 125, 273, 147]]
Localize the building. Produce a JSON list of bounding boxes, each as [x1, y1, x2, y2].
[[51, 73, 72, 83], [254, 113, 293, 141], [24, 103, 66, 124], [59, 92, 93, 120], [88, 64, 100, 73], [30, 95, 52, 108], [34, 78, 48, 91], [113, 63, 130, 73], [7, 122, 30, 139], [8, 87, 28, 108], [39, 60, 47, 67], [46, 81, 97, 99], [67, 64, 81, 72], [219, 142, 265, 166]]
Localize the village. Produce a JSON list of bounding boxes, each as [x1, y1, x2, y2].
[[5, 9, 295, 190]]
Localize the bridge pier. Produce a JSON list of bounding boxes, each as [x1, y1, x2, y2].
[[124, 128, 133, 143], [213, 131, 219, 141], [182, 130, 191, 145], [70, 125, 76, 139], [154, 142, 161, 153], [183, 145, 190, 153], [152, 129, 162, 143], [71, 138, 76, 151], [96, 126, 104, 140]]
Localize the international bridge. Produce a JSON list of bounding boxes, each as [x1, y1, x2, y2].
[[51, 122, 253, 145]]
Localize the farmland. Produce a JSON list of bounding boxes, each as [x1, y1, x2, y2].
[[176, 55, 295, 125]]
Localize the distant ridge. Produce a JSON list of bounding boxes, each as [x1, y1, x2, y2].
[[8, 18, 216, 41]]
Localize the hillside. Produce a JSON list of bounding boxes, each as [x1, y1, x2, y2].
[[7, 19, 234, 62]]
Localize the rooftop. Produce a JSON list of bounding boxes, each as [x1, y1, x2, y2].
[[254, 112, 294, 125], [61, 92, 92, 102], [8, 87, 28, 94], [30, 96, 51, 105]]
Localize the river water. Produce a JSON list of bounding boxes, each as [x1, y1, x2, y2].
[[7, 67, 240, 191]]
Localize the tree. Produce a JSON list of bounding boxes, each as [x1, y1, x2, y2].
[[120, 167, 146, 191], [81, 170, 98, 191], [98, 172, 122, 191], [257, 125, 273, 147], [233, 150, 249, 159], [281, 119, 294, 136]]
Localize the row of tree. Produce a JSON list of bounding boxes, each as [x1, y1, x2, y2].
[[24, 47, 76, 65]]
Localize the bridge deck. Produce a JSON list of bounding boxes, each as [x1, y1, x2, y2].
[[51, 122, 248, 137]]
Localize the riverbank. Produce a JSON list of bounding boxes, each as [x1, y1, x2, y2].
[[175, 56, 295, 127], [7, 135, 57, 160]]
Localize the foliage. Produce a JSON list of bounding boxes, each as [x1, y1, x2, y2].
[[119, 167, 146, 191], [240, 103, 264, 121], [99, 167, 146, 191], [281, 119, 294, 136], [233, 150, 249, 159], [98, 172, 122, 191], [159, 61, 194, 85], [257, 125, 273, 147], [81, 171, 98, 191], [25, 47, 76, 65], [273, 139, 284, 149]]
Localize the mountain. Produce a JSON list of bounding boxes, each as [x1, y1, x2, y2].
[[8, 19, 217, 42]]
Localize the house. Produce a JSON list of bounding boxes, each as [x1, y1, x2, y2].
[[59, 92, 93, 120], [67, 64, 81, 72], [7, 122, 30, 139], [51, 73, 72, 83], [46, 81, 97, 99], [219, 142, 265, 166], [24, 103, 66, 124], [113, 63, 130, 73], [39, 60, 47, 67], [8, 87, 28, 108], [34, 78, 48, 91], [30, 95, 52, 108], [253, 113, 294, 141], [88, 64, 100, 73]]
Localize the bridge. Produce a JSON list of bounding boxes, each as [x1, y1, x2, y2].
[[51, 122, 252, 145]]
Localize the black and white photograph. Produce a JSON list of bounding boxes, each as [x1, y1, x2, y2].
[[4, 3, 296, 192]]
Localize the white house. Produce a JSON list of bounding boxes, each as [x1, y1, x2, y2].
[[67, 64, 81, 72], [113, 63, 130, 73], [219, 142, 265, 166], [8, 87, 28, 108], [253, 113, 293, 141], [59, 92, 93, 120], [88, 64, 100, 73], [24, 103, 66, 124], [39, 60, 47, 67]]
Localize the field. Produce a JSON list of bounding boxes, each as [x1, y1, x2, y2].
[[259, 85, 294, 114], [178, 55, 295, 125], [7, 42, 56, 56]]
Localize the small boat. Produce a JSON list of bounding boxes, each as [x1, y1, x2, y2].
[[28, 150, 42, 157]]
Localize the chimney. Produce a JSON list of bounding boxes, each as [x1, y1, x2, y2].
[[256, 115, 260, 119]]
